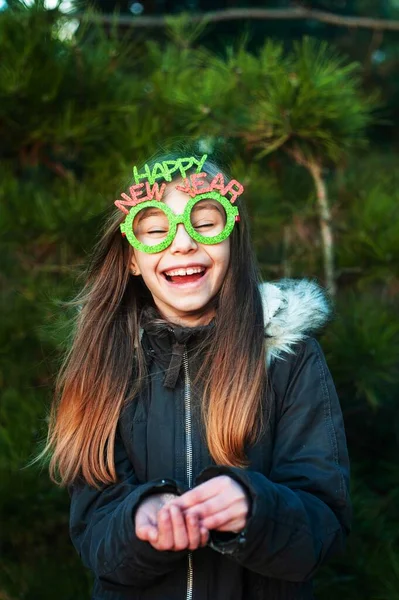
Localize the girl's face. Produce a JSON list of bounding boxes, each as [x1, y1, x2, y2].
[[129, 183, 231, 326]]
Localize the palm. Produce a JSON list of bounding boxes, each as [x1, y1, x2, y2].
[[135, 494, 174, 530]]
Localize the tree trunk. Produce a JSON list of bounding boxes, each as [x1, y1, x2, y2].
[[282, 224, 292, 278], [307, 161, 336, 296]]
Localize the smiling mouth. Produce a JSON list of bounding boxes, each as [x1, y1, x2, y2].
[[163, 267, 207, 284]]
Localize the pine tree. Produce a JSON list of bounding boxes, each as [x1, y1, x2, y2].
[[1, 3, 398, 599]]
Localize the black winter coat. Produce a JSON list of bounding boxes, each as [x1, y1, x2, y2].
[[69, 279, 351, 600]]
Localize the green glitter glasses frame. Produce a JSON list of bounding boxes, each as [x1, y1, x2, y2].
[[120, 191, 239, 254]]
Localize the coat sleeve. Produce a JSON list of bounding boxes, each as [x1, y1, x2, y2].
[[69, 426, 188, 591], [196, 337, 351, 583]]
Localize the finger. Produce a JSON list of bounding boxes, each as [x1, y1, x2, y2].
[[156, 507, 174, 550], [169, 505, 189, 551], [200, 507, 247, 532], [184, 492, 235, 521], [200, 526, 209, 547], [184, 511, 201, 550], [213, 519, 244, 533], [169, 478, 225, 510], [136, 523, 158, 542]]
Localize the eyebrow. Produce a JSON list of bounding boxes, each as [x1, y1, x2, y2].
[[192, 203, 223, 214], [136, 209, 166, 223]]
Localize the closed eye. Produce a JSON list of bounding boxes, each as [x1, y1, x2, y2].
[[194, 222, 214, 229]]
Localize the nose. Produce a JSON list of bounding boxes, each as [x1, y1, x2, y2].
[[169, 223, 198, 254]]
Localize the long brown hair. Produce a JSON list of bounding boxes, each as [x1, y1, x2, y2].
[[43, 151, 267, 487]]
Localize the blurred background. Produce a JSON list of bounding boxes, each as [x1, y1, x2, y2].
[[1, 0, 399, 598]]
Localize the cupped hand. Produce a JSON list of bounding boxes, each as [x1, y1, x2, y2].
[[169, 475, 250, 534], [135, 493, 209, 552]]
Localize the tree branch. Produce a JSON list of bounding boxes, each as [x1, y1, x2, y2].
[[77, 7, 399, 32]]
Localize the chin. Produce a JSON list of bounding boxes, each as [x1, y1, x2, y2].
[[174, 301, 209, 314]]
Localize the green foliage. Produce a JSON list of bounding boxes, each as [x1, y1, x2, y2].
[[336, 154, 399, 287], [1, 3, 398, 599], [325, 294, 399, 409], [1, 469, 91, 599], [245, 37, 377, 164], [316, 476, 399, 599], [165, 12, 210, 48]]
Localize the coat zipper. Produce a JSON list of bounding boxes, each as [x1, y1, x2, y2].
[[183, 349, 194, 600]]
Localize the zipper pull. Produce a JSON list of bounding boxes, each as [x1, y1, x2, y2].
[[163, 342, 186, 389]]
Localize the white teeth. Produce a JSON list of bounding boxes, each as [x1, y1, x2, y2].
[[164, 266, 205, 277]]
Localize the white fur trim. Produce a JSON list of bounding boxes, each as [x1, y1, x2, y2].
[[261, 279, 332, 365]]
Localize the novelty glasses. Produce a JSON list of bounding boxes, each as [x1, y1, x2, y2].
[[120, 191, 239, 254]]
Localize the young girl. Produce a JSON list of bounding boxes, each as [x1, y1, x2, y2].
[[46, 151, 351, 600]]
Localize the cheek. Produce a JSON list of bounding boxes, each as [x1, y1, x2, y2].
[[132, 251, 160, 280], [212, 240, 230, 276]]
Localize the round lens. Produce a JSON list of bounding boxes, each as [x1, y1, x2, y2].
[[189, 198, 227, 239], [133, 206, 170, 247]]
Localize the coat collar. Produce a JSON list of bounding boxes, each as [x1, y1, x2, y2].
[[140, 306, 214, 388], [140, 278, 332, 385]]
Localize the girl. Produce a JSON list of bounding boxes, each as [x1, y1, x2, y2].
[[46, 150, 351, 600]]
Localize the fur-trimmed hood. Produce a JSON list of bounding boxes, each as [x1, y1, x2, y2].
[[261, 279, 332, 365], [139, 278, 332, 370]]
